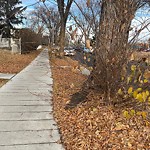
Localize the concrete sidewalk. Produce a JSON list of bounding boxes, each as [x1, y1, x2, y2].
[[0, 49, 64, 150], [0, 73, 16, 80]]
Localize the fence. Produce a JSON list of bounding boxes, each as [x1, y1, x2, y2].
[[11, 38, 21, 54], [0, 36, 21, 54], [0, 38, 11, 49]]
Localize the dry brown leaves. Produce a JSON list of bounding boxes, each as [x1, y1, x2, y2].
[[0, 79, 8, 87], [51, 57, 150, 150], [0, 49, 40, 73]]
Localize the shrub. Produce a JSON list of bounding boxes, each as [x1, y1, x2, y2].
[[19, 28, 42, 53]]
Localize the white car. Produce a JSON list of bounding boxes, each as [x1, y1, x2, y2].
[[143, 48, 150, 52], [64, 47, 75, 56]]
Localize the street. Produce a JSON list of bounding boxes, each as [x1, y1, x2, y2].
[[72, 51, 94, 67]]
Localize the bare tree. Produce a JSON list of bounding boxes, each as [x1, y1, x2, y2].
[[66, 0, 150, 108], [70, 0, 100, 45], [56, 0, 74, 56], [29, 5, 60, 45], [129, 13, 150, 44]]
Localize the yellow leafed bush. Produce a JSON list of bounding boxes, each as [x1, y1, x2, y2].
[[128, 87, 133, 95], [135, 93, 143, 102], [131, 65, 136, 71], [141, 112, 147, 119], [118, 88, 123, 95], [120, 61, 150, 120], [146, 91, 149, 96], [133, 90, 138, 98], [123, 110, 130, 119], [137, 88, 142, 92], [144, 79, 148, 83], [130, 109, 135, 116]]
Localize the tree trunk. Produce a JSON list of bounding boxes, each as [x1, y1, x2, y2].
[[59, 20, 66, 57], [56, 0, 74, 57], [90, 0, 140, 103], [66, 0, 139, 109]]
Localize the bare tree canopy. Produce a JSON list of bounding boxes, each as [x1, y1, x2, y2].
[[66, 0, 150, 108], [70, 0, 101, 45], [56, 0, 74, 56], [29, 5, 60, 44]]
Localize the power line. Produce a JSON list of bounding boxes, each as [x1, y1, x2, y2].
[[25, 1, 40, 8]]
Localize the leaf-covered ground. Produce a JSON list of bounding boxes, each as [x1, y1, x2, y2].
[[0, 79, 8, 87], [51, 57, 150, 150], [0, 49, 40, 73], [0, 49, 40, 87]]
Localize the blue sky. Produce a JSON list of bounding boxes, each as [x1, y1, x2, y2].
[[20, 0, 38, 15], [22, 0, 37, 7], [21, 0, 57, 9], [20, 0, 150, 42]]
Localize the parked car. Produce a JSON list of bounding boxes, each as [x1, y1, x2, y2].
[[83, 47, 93, 53], [143, 48, 150, 52], [64, 47, 75, 56], [74, 46, 84, 52]]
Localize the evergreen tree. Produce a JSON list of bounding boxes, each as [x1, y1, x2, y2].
[[0, 0, 24, 37]]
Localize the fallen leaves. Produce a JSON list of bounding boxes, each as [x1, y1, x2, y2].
[[0, 79, 8, 87], [0, 49, 40, 73], [51, 57, 150, 150], [0, 49, 40, 87], [114, 122, 129, 131]]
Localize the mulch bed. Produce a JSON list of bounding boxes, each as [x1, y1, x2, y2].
[[51, 56, 150, 150]]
